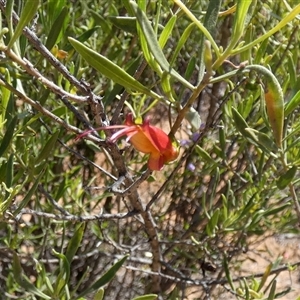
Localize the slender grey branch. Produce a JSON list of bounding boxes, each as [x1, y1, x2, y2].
[[126, 260, 300, 287], [38, 184, 71, 216], [0, 76, 92, 136], [37, 116, 117, 180], [106, 143, 162, 292], [110, 169, 152, 196], [0, 0, 107, 129], [0, 0, 87, 94], [0, 47, 89, 103], [15, 208, 138, 221]]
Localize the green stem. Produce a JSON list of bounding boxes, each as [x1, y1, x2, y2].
[[169, 72, 211, 137]]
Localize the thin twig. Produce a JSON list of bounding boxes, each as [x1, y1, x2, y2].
[[38, 184, 71, 216], [0, 0, 87, 95], [0, 76, 97, 137], [37, 116, 117, 180], [15, 208, 138, 221], [111, 59, 148, 124], [110, 169, 152, 196], [126, 260, 300, 287], [0, 46, 89, 103]]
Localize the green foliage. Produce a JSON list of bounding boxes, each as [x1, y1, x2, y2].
[[0, 0, 300, 299], [7, 0, 39, 50]]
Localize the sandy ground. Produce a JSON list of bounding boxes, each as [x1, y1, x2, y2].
[[213, 234, 300, 299]]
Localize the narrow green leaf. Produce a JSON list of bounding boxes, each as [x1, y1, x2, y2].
[[232, 0, 253, 40], [93, 288, 105, 300], [68, 37, 160, 99], [137, 0, 147, 12], [218, 122, 226, 157], [170, 23, 195, 66], [267, 280, 276, 300], [54, 178, 68, 200], [45, 276, 54, 294], [64, 27, 100, 52], [232, 106, 277, 152], [90, 11, 111, 33], [276, 166, 297, 190], [206, 208, 220, 237], [184, 56, 196, 82], [240, 23, 253, 63], [47, 0, 66, 26], [232, 4, 300, 56], [161, 72, 175, 102], [35, 130, 60, 165], [257, 263, 272, 292], [285, 122, 300, 142], [5, 153, 13, 200], [5, 0, 14, 34], [65, 223, 85, 264], [0, 69, 11, 124], [131, 295, 158, 300], [198, 0, 222, 81], [231, 106, 249, 136], [208, 168, 220, 209], [238, 194, 257, 222], [223, 255, 234, 290], [173, 0, 219, 57], [213, 0, 253, 69], [5, 153, 13, 187], [104, 55, 141, 104], [262, 203, 291, 217], [7, 0, 40, 49], [13, 168, 45, 215], [12, 251, 22, 282], [195, 145, 216, 165], [108, 16, 137, 33], [78, 255, 128, 298], [185, 107, 201, 130], [158, 15, 177, 48], [285, 90, 300, 116], [241, 94, 255, 119], [245, 128, 277, 152], [134, 5, 160, 75], [0, 115, 17, 157], [210, 208, 220, 230], [203, 41, 213, 74], [254, 37, 270, 64], [45, 6, 68, 50], [130, 1, 194, 90], [122, 0, 135, 16], [52, 249, 70, 296], [221, 194, 228, 220], [13, 252, 52, 300]]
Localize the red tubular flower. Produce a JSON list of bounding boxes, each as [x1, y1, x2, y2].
[[76, 114, 178, 171]]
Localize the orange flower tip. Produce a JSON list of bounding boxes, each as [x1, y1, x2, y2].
[[148, 154, 164, 171]]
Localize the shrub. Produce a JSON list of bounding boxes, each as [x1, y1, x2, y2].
[[0, 1, 300, 299]]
